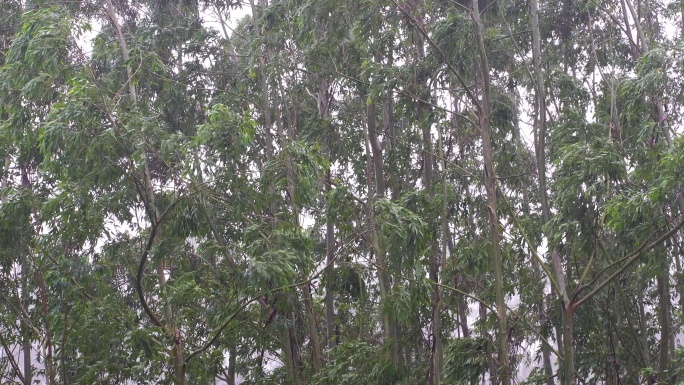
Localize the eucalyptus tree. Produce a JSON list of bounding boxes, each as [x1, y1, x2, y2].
[[2, 1, 684, 385]]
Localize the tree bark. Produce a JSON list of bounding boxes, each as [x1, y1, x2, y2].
[[21, 251, 32, 385], [227, 345, 236, 385], [365, 97, 400, 368], [656, 259, 670, 377], [247, 1, 303, 383], [3, 157, 32, 385], [562, 304, 576, 385], [320, 76, 338, 353], [471, 1, 510, 383]]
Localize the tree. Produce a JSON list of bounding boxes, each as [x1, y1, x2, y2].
[[1, 1, 684, 384]]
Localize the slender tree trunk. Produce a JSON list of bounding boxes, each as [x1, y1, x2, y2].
[[21, 251, 32, 385], [562, 303, 576, 385], [324, 198, 336, 351], [480, 302, 498, 383], [455, 276, 471, 339], [276, 80, 323, 376], [274, 11, 326, 382], [302, 283, 323, 373], [281, 326, 299, 385], [4, 157, 32, 385], [624, 0, 647, 51], [448, 84, 472, 342], [249, 0, 274, 160], [319, 77, 338, 353], [529, 0, 574, 381], [637, 290, 651, 369], [472, 1, 510, 383], [425, 111, 442, 385], [432, 107, 449, 385], [227, 345, 236, 385], [616, 279, 648, 368], [656, 258, 670, 377], [37, 269, 55, 385], [105, 2, 185, 383], [364, 98, 400, 368], [247, 1, 302, 383], [408, 9, 443, 382]]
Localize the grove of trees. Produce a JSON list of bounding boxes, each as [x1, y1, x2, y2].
[[1, 0, 684, 384]]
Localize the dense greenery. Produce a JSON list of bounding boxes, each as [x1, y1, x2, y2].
[[1, 0, 684, 384]]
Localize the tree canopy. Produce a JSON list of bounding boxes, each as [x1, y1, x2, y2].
[[1, 0, 684, 384]]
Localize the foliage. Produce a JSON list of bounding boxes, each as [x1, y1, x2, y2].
[[0, 1, 683, 384]]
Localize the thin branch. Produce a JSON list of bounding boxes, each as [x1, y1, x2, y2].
[[135, 219, 164, 329], [495, 178, 562, 296], [0, 333, 27, 385], [574, 213, 684, 308], [184, 295, 259, 364], [184, 226, 370, 363], [390, 0, 481, 110], [135, 193, 188, 330]]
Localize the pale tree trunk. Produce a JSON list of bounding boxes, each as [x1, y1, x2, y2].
[[408, 7, 444, 382], [2, 157, 32, 385], [480, 303, 498, 383], [248, 1, 308, 381], [279, 74, 325, 373], [625, 4, 675, 378], [276, 87, 324, 372], [656, 254, 670, 377], [637, 290, 651, 369], [433, 119, 448, 385], [471, 1, 510, 384], [22, 198, 32, 384], [18, 158, 55, 385], [424, 98, 442, 385], [675, 240, 684, 354], [529, 0, 576, 381], [408, 8, 443, 381], [319, 77, 338, 352], [615, 281, 647, 369], [527, 3, 555, 382], [104, 1, 185, 383], [21, 256, 31, 385], [364, 98, 400, 368], [19, 168, 32, 385], [38, 268, 55, 385], [448, 83, 472, 342]]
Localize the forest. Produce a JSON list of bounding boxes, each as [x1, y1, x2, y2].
[[1, 0, 684, 384]]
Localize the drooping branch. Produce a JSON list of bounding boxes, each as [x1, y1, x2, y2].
[[0, 333, 27, 385], [574, 214, 684, 308], [135, 221, 164, 329]]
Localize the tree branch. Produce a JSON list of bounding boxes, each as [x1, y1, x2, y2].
[[0, 333, 27, 385], [574, 213, 684, 308]]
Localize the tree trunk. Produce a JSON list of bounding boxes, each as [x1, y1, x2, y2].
[[365, 98, 400, 368], [302, 283, 323, 373], [227, 345, 236, 385], [104, 2, 185, 383], [480, 302, 498, 383], [21, 255, 32, 385], [637, 290, 651, 369], [320, 76, 337, 353], [324, 206, 336, 352], [562, 304, 576, 385], [4, 157, 32, 385], [471, 1, 510, 383], [656, 260, 670, 377], [247, 2, 303, 383]]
